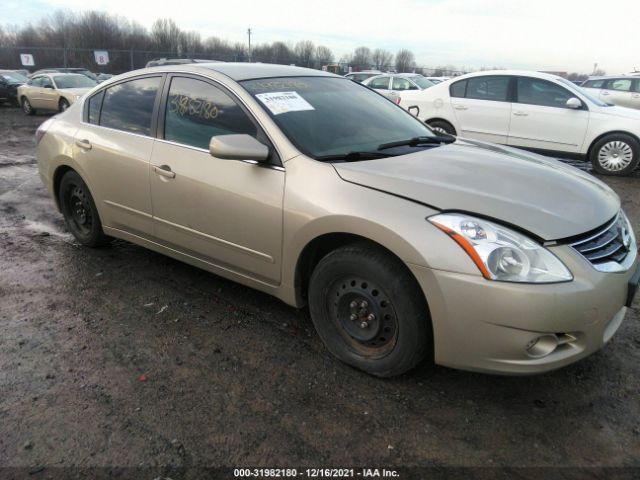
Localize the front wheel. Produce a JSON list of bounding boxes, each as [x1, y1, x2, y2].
[[308, 243, 432, 377], [22, 97, 35, 115], [59, 98, 70, 112], [590, 134, 640, 176], [58, 171, 110, 247]]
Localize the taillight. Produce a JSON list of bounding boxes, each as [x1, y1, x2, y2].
[[395, 96, 402, 105], [35, 118, 55, 145]]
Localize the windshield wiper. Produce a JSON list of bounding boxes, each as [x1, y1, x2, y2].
[[315, 151, 393, 162], [377, 135, 455, 151]]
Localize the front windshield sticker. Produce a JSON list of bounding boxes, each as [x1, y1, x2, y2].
[[255, 91, 314, 115]]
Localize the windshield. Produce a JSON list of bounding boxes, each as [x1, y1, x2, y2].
[[1, 71, 28, 84], [411, 76, 436, 89], [241, 76, 435, 159], [556, 77, 610, 107], [53, 74, 97, 89]]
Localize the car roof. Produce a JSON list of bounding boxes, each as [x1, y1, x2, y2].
[[347, 70, 381, 75], [449, 70, 575, 83], [144, 62, 339, 81], [585, 75, 634, 80]]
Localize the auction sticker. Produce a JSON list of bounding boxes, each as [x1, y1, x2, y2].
[[255, 91, 314, 115]]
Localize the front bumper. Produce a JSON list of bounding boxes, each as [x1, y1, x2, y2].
[[409, 247, 638, 375]]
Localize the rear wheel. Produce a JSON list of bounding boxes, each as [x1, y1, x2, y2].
[[59, 98, 70, 112], [590, 133, 640, 176], [308, 242, 432, 377], [22, 97, 35, 115], [427, 119, 456, 136], [58, 171, 110, 247]]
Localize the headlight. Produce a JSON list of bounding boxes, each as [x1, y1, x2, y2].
[[429, 213, 573, 283]]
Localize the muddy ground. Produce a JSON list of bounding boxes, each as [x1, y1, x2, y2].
[[0, 106, 639, 478]]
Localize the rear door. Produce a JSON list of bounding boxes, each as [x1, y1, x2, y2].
[[600, 78, 635, 108], [632, 79, 640, 110], [149, 74, 285, 284], [450, 75, 512, 143], [74, 75, 163, 236], [507, 76, 588, 153], [390, 77, 419, 103]]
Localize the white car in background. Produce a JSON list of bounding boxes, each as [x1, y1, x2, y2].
[[581, 76, 640, 110], [425, 76, 451, 84], [399, 70, 640, 176], [363, 73, 435, 103], [344, 70, 383, 83]]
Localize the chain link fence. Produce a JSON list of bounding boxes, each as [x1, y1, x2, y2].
[[0, 46, 468, 77]]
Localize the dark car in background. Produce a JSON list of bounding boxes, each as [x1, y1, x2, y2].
[[0, 70, 28, 105]]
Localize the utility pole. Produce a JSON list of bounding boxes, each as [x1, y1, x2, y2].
[[247, 27, 252, 62]]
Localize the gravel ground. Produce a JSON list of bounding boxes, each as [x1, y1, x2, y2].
[[0, 106, 639, 478]]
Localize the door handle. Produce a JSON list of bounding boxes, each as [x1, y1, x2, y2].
[[453, 105, 468, 110], [75, 139, 92, 150], [601, 91, 609, 95], [632, 94, 640, 98], [153, 164, 176, 179], [513, 111, 528, 116]]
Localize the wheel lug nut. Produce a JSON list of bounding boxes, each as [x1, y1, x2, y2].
[[349, 301, 357, 309], [360, 321, 368, 329], [367, 313, 375, 321], [360, 301, 368, 309], [350, 314, 357, 321]]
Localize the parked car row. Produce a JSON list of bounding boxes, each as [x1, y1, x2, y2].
[[396, 70, 640, 176]]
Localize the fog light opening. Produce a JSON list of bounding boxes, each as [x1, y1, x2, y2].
[[525, 335, 558, 358]]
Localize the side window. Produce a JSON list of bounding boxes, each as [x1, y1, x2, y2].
[[516, 77, 573, 108], [100, 77, 161, 136], [609, 79, 632, 92], [465, 76, 510, 101], [164, 77, 257, 150], [368, 77, 390, 89], [88, 90, 105, 124], [584, 79, 604, 89], [42, 77, 53, 88], [392, 78, 417, 91], [28, 77, 40, 87], [450, 80, 467, 98]]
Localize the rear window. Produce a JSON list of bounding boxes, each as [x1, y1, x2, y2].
[[450, 80, 467, 98], [583, 79, 604, 88], [99, 77, 161, 136]]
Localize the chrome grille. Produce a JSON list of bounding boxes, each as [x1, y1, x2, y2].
[[570, 213, 635, 271]]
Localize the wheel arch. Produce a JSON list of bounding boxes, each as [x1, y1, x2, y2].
[[425, 117, 457, 134], [52, 164, 76, 211], [293, 232, 428, 313], [587, 130, 640, 159]]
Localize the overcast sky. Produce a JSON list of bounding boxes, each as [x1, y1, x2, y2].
[[1, 0, 637, 74]]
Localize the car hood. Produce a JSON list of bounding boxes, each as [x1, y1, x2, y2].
[[592, 104, 640, 119], [333, 139, 620, 240], [58, 87, 92, 96]]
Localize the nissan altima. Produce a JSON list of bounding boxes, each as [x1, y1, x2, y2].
[[35, 64, 639, 376]]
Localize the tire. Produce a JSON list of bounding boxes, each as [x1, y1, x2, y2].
[[427, 119, 456, 136], [308, 242, 432, 377], [590, 133, 640, 176], [59, 98, 70, 112], [22, 97, 35, 115], [58, 171, 110, 247]]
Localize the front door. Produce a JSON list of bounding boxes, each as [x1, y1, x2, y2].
[[600, 78, 635, 109], [149, 75, 285, 284], [507, 76, 589, 153]]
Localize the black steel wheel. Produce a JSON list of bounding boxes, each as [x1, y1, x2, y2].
[[58, 171, 109, 247], [59, 98, 70, 112], [427, 119, 456, 136], [309, 242, 432, 377]]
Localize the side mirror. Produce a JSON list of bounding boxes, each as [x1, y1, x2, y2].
[[566, 97, 582, 109], [209, 134, 269, 162], [44, 84, 54, 89]]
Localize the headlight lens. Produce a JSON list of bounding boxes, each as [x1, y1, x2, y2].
[[429, 213, 573, 283]]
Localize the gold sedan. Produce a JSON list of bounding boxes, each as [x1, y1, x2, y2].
[[17, 73, 96, 115]]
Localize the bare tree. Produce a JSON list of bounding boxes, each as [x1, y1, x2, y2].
[[271, 41, 294, 64], [351, 46, 372, 70], [372, 48, 393, 70], [151, 18, 182, 53], [395, 49, 415, 73], [315, 45, 334, 67], [294, 40, 315, 68]]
